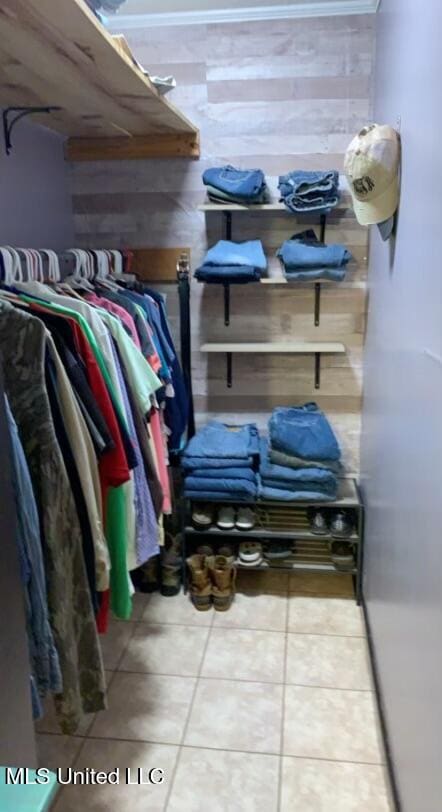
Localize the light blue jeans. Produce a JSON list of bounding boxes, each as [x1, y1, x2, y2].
[[269, 404, 341, 462], [203, 165, 265, 200], [203, 240, 267, 271]]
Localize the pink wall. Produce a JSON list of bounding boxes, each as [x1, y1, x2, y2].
[[361, 1, 442, 809], [0, 120, 74, 248]]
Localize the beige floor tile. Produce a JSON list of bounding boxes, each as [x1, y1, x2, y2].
[[168, 747, 280, 812], [286, 634, 372, 690], [288, 596, 364, 637], [202, 627, 285, 683], [237, 570, 289, 594], [185, 677, 283, 754], [130, 592, 151, 621], [281, 757, 392, 812], [99, 620, 135, 670], [289, 572, 354, 598], [52, 739, 178, 812], [213, 590, 287, 632], [36, 734, 83, 770], [119, 623, 209, 677], [283, 685, 384, 763], [142, 591, 213, 626], [90, 672, 195, 744]]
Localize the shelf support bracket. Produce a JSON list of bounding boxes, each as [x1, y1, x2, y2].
[[223, 211, 233, 241], [314, 352, 321, 389], [3, 106, 61, 156], [226, 352, 233, 388]]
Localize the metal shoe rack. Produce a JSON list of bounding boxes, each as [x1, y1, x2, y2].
[[182, 478, 364, 605]]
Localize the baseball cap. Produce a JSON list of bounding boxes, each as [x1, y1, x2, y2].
[[344, 124, 400, 226]]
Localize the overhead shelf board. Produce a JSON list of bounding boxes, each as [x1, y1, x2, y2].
[[0, 0, 200, 160], [200, 342, 346, 353]]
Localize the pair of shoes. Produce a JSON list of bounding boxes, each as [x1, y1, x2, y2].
[[192, 503, 256, 531], [187, 552, 236, 611], [330, 541, 355, 571], [309, 509, 355, 538], [263, 541, 293, 561]]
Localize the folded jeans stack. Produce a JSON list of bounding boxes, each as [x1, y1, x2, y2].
[[182, 421, 260, 502], [202, 165, 268, 204], [259, 403, 341, 501], [278, 170, 340, 214], [277, 229, 352, 282], [194, 239, 267, 284]]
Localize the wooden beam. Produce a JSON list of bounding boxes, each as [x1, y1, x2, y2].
[[130, 247, 191, 282], [66, 132, 200, 161]]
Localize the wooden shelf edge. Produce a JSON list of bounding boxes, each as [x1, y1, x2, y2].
[[200, 342, 346, 354], [66, 131, 200, 161]]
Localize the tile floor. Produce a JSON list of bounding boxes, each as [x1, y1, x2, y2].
[[37, 572, 393, 811]]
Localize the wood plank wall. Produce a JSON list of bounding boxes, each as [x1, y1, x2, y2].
[[69, 13, 375, 474]]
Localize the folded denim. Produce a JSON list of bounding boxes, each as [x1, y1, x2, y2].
[[284, 267, 346, 282], [185, 490, 256, 502], [259, 483, 337, 502], [185, 477, 258, 498], [205, 184, 269, 205], [203, 165, 266, 200], [182, 456, 255, 470], [269, 403, 341, 462], [194, 264, 261, 283], [278, 170, 339, 214], [188, 467, 257, 481], [203, 240, 267, 271], [269, 446, 342, 474], [183, 421, 260, 460], [260, 440, 337, 489], [261, 474, 336, 493], [278, 229, 351, 269]]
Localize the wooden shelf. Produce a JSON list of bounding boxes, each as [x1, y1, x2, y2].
[[198, 200, 350, 213], [0, 0, 199, 160], [200, 342, 346, 354]]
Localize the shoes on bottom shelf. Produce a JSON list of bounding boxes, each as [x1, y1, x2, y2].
[[187, 551, 236, 611], [330, 541, 355, 572], [238, 541, 263, 566]]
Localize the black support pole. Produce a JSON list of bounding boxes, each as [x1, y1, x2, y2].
[[314, 352, 321, 389], [226, 352, 233, 388], [223, 283, 230, 326], [177, 254, 195, 438]]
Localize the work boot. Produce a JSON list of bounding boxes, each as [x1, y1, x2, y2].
[[186, 554, 212, 611], [161, 534, 183, 597], [207, 555, 236, 612]]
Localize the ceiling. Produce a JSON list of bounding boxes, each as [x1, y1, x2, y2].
[[106, 0, 378, 28]]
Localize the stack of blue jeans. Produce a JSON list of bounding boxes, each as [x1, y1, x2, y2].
[[203, 165, 268, 204], [182, 421, 260, 501], [278, 170, 340, 214], [259, 404, 341, 501], [277, 229, 352, 282], [194, 240, 267, 284]]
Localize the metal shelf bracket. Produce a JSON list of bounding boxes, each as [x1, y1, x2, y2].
[[3, 106, 61, 156]]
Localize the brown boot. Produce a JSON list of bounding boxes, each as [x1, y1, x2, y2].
[[207, 555, 236, 612], [186, 554, 212, 611]]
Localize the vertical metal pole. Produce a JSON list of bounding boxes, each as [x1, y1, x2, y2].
[[314, 282, 321, 326], [177, 253, 195, 439], [223, 283, 230, 326], [226, 352, 233, 388], [355, 500, 365, 606], [314, 352, 321, 389], [319, 212, 326, 243], [224, 211, 233, 241]]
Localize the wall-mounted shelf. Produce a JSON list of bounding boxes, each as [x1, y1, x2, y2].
[[200, 341, 346, 388], [0, 0, 200, 161], [198, 200, 350, 213]]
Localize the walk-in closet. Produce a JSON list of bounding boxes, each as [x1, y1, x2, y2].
[[0, 1, 438, 810]]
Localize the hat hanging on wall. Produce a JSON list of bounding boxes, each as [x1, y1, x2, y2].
[[344, 124, 400, 241]]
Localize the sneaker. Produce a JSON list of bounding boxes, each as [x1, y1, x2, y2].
[[238, 541, 263, 565], [309, 509, 329, 535], [263, 541, 292, 560], [217, 505, 235, 530], [235, 506, 256, 531], [192, 503, 213, 530], [329, 511, 353, 539], [331, 542, 354, 572]]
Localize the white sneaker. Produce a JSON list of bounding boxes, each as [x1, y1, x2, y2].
[[217, 505, 235, 530], [236, 506, 256, 531], [192, 503, 213, 529], [238, 541, 263, 565]]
